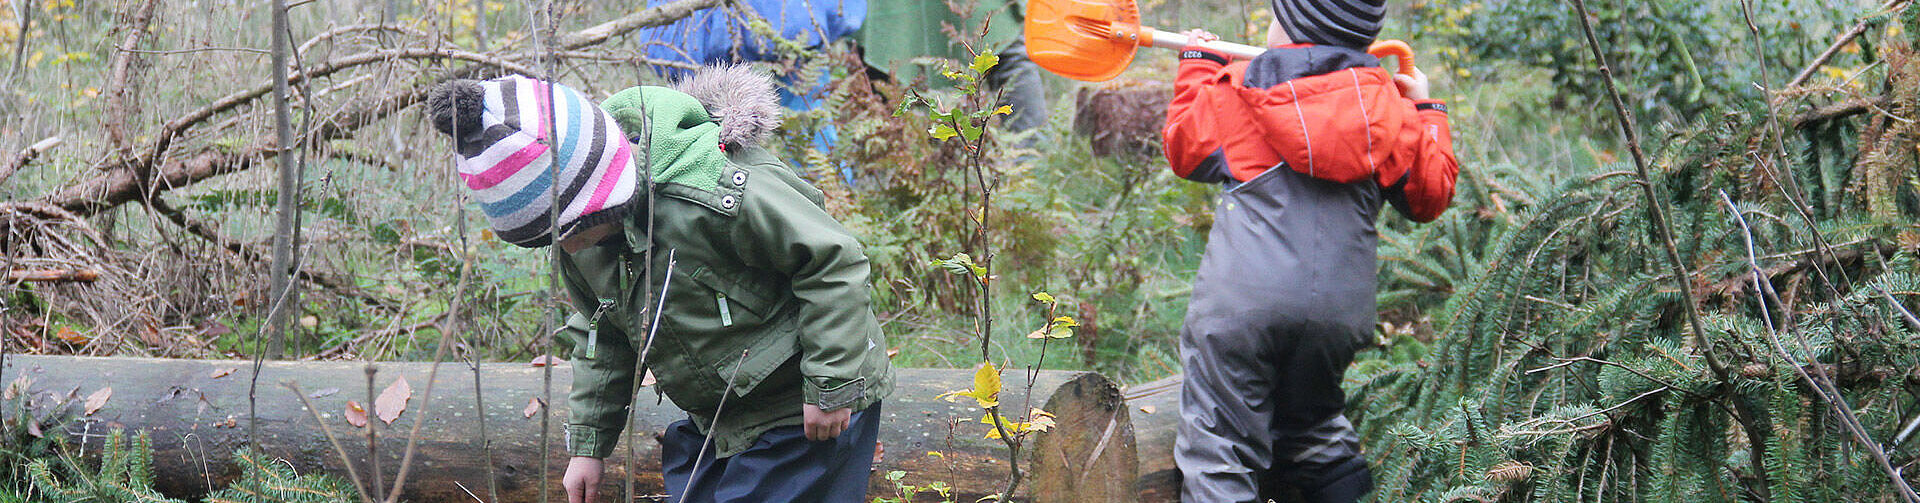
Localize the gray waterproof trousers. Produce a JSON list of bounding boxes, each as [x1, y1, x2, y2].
[[1177, 166, 1378, 502]]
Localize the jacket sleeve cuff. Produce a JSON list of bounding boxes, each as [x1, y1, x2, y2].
[[1414, 100, 1449, 114], [1179, 47, 1230, 67], [804, 376, 866, 410], [567, 424, 621, 458]]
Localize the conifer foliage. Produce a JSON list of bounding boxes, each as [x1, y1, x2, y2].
[[1352, 10, 1920, 502]]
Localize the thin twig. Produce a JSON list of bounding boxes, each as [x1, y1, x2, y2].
[[365, 363, 385, 498], [0, 137, 62, 187], [1526, 356, 1705, 399], [1719, 190, 1920, 502], [383, 259, 472, 502], [284, 381, 376, 503], [103, 0, 161, 151], [1788, 0, 1911, 88], [625, 252, 677, 500], [1566, 0, 1727, 380], [682, 349, 752, 499], [112, 45, 272, 56]]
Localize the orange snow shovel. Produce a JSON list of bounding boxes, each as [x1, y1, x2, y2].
[[1026, 0, 1417, 82]]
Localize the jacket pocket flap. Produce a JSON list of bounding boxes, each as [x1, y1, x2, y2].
[[684, 267, 780, 317], [719, 331, 799, 398]]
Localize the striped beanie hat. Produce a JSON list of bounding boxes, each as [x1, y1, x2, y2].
[[1271, 0, 1386, 48], [427, 75, 639, 248]]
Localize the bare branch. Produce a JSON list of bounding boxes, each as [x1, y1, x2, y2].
[[284, 381, 377, 503], [104, 0, 163, 151], [144, 197, 381, 304], [0, 137, 62, 187], [3, 268, 100, 283], [1788, 0, 1912, 89], [1719, 190, 1920, 502], [1566, 0, 1727, 381], [554, 0, 726, 50], [40, 0, 720, 219]]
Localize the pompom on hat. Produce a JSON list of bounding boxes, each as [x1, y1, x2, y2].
[[427, 75, 640, 248], [1270, 0, 1386, 48]]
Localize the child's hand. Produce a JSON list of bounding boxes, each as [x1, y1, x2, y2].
[[563, 456, 604, 503], [1393, 67, 1432, 101], [803, 403, 852, 441], [1181, 29, 1220, 45]]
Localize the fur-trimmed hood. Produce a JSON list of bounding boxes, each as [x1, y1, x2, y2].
[[670, 64, 782, 147]]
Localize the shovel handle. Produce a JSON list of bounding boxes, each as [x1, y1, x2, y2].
[[1142, 28, 1266, 59], [1144, 29, 1420, 77], [1367, 40, 1418, 77]]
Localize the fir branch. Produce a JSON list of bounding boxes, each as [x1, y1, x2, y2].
[[1566, 0, 1726, 381], [1719, 190, 1920, 502]]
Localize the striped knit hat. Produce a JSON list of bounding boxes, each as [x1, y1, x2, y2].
[[1271, 0, 1386, 48], [427, 76, 639, 248]]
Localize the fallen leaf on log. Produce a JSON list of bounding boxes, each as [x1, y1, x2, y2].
[[209, 368, 235, 379], [523, 397, 544, 418], [3, 377, 30, 400], [55, 327, 89, 345], [375, 376, 411, 424], [1139, 406, 1155, 414], [345, 401, 368, 427], [309, 387, 339, 399], [83, 387, 111, 416]]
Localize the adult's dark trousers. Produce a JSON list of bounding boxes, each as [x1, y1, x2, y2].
[[662, 402, 882, 503]]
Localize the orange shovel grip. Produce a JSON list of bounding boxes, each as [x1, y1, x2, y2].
[[1367, 40, 1418, 77]]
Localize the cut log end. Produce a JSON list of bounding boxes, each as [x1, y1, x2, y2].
[[1030, 372, 1139, 503]]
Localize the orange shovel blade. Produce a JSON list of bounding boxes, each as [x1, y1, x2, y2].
[[1026, 0, 1144, 82]]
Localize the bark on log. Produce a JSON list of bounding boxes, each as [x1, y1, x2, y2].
[[1122, 375, 1181, 503], [0, 355, 1135, 502]]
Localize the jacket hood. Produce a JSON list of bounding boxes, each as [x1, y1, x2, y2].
[[671, 64, 783, 147], [1235, 64, 1419, 185], [599, 65, 783, 191]]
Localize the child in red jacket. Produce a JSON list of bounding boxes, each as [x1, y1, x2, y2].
[[1163, 1, 1458, 502]]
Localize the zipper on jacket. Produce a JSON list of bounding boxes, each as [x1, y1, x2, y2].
[[585, 297, 614, 359], [716, 293, 734, 327]]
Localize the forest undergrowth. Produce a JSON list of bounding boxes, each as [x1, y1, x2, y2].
[[0, 0, 1916, 501]]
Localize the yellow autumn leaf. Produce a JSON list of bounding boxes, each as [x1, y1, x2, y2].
[[934, 361, 1001, 408], [977, 408, 1056, 439], [1026, 408, 1056, 432]]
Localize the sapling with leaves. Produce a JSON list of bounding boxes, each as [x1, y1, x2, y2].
[[906, 46, 1075, 500]]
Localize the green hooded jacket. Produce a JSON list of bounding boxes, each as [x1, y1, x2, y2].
[[561, 66, 892, 459]]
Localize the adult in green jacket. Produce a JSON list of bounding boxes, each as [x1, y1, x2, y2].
[[427, 66, 892, 503], [858, 0, 1049, 134]]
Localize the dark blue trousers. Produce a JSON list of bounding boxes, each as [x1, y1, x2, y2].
[[661, 402, 881, 503]]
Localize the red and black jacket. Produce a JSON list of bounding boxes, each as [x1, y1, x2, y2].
[[1163, 44, 1459, 222]]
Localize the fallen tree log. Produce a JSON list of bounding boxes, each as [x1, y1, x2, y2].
[[0, 355, 1135, 502], [1123, 375, 1181, 503]]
